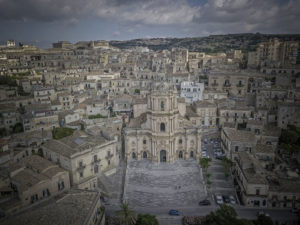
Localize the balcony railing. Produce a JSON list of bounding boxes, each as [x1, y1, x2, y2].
[[236, 84, 244, 87], [223, 83, 231, 87], [92, 158, 101, 164], [77, 163, 86, 172], [211, 83, 218, 86], [105, 153, 114, 160]]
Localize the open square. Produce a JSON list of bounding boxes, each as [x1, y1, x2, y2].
[[124, 159, 207, 207]]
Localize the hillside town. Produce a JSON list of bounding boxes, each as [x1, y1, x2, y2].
[[0, 37, 299, 225]]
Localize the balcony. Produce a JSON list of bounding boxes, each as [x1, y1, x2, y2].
[[211, 83, 218, 87], [105, 153, 114, 160], [236, 84, 245, 87], [92, 158, 101, 164], [223, 83, 231, 87], [77, 163, 86, 172]]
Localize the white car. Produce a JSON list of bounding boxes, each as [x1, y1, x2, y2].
[[229, 195, 236, 204], [216, 194, 224, 204]]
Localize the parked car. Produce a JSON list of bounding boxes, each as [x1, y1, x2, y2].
[[214, 149, 222, 154], [199, 199, 211, 206], [216, 153, 226, 160], [169, 209, 180, 216], [229, 195, 236, 204], [223, 195, 230, 203], [291, 208, 299, 213], [257, 211, 270, 217], [216, 194, 224, 204]]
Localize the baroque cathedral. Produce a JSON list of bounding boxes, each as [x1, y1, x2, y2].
[[124, 82, 202, 163]]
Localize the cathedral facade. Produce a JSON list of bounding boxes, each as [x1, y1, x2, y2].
[[124, 82, 202, 163]]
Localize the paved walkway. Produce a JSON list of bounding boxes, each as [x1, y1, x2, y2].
[[124, 159, 207, 207]]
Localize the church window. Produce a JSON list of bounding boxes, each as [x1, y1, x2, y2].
[[160, 123, 166, 132], [161, 101, 164, 111]]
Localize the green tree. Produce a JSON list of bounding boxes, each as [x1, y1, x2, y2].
[[254, 215, 274, 225], [0, 128, 7, 137], [116, 202, 137, 225], [205, 204, 238, 225], [136, 214, 158, 225], [52, 127, 75, 139], [12, 123, 23, 133], [238, 218, 255, 225], [199, 158, 211, 171]]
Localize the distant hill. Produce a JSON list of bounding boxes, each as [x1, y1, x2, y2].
[[109, 33, 300, 53]]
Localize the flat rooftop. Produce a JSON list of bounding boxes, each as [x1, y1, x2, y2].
[[0, 189, 100, 225]]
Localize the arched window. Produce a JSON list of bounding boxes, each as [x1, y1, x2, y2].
[[160, 123, 165, 132], [179, 139, 182, 144], [161, 101, 164, 111], [143, 139, 147, 144]]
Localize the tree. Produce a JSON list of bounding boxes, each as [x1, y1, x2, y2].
[[136, 214, 158, 225], [0, 128, 7, 137], [199, 158, 211, 171], [221, 158, 233, 179], [116, 202, 137, 225], [12, 123, 23, 133], [255, 215, 274, 225], [238, 218, 254, 225], [205, 204, 238, 225]]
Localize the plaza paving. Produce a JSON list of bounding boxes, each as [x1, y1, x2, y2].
[[124, 159, 207, 207]]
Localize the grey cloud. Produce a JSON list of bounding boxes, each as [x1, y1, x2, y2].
[[95, 0, 200, 25], [0, 0, 95, 22], [194, 0, 300, 33], [0, 0, 299, 34]]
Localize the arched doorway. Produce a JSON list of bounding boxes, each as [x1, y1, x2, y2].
[[179, 151, 183, 159], [160, 150, 167, 162], [190, 151, 194, 158], [132, 152, 136, 159], [143, 152, 147, 159]]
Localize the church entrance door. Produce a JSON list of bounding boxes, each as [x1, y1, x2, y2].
[[160, 150, 167, 162]]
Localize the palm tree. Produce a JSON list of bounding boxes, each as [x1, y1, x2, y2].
[[116, 202, 137, 225]]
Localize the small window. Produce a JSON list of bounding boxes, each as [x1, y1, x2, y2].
[[179, 139, 182, 144], [143, 139, 147, 145]]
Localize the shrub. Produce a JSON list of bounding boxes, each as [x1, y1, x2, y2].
[[52, 127, 75, 139]]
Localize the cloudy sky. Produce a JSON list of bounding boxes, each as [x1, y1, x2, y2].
[[0, 0, 300, 47]]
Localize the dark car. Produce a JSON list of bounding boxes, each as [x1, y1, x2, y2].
[[223, 195, 230, 203], [199, 199, 211, 206], [291, 208, 299, 213], [169, 209, 180, 216], [215, 154, 225, 160]]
